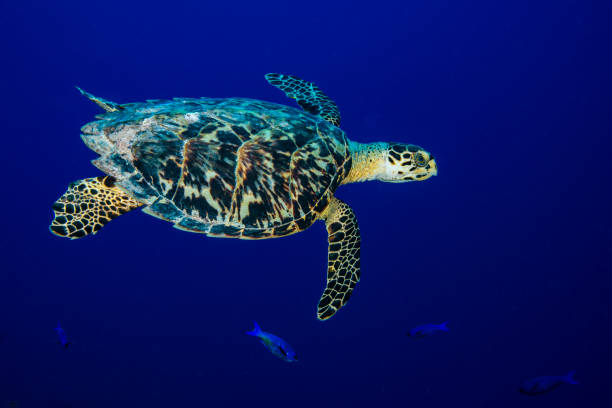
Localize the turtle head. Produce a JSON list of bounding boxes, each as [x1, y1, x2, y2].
[[379, 143, 437, 183], [344, 141, 437, 184]]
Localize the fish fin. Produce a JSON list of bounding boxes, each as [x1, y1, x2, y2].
[[246, 321, 262, 337], [439, 321, 449, 331], [565, 370, 578, 384]]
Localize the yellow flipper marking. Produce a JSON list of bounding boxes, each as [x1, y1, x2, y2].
[[50, 176, 142, 239], [317, 197, 361, 320]]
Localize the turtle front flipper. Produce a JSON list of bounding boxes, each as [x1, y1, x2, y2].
[[318, 197, 361, 320], [50, 176, 142, 239], [265, 73, 341, 126]]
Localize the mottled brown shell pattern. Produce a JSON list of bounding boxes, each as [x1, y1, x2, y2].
[[80, 98, 352, 239]]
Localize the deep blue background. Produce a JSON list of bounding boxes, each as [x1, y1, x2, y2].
[[1, 1, 611, 407]]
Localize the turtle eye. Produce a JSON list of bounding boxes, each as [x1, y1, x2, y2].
[[414, 153, 427, 167]]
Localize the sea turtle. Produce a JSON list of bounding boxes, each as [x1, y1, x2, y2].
[[50, 74, 437, 320]]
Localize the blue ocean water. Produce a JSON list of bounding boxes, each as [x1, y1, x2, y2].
[[1, 0, 611, 406]]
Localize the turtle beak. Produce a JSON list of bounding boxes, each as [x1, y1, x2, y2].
[[427, 157, 437, 176]]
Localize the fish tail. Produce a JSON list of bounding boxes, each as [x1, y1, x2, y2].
[[246, 321, 262, 337], [439, 321, 449, 331], [565, 370, 578, 384]]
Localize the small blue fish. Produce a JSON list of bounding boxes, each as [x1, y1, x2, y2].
[[407, 321, 449, 338], [55, 321, 70, 348], [246, 322, 298, 362], [520, 370, 578, 395]]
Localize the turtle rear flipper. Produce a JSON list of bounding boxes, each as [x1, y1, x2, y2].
[[76, 87, 123, 112], [50, 176, 142, 239], [318, 197, 361, 320]]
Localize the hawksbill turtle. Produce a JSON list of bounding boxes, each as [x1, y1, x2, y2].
[[49, 74, 437, 320]]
